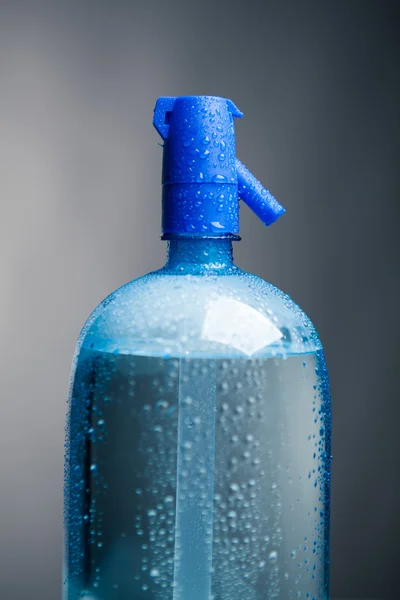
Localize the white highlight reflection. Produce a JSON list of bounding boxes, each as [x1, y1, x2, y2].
[[201, 296, 282, 356]]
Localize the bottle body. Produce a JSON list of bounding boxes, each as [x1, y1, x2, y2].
[[64, 240, 331, 600]]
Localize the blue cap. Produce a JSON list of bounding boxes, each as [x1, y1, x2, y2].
[[153, 96, 285, 237]]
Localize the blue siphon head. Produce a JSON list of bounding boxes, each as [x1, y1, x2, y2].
[[153, 96, 285, 237]]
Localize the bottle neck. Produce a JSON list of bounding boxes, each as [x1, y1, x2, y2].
[[165, 237, 235, 273]]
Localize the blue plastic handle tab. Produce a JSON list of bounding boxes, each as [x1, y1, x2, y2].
[[153, 97, 177, 140]]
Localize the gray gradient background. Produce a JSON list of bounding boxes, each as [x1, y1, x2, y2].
[[0, 1, 399, 599]]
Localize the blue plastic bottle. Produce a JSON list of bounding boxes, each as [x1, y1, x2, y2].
[[64, 96, 331, 600]]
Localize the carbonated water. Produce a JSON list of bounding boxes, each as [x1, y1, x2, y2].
[[65, 345, 330, 600]]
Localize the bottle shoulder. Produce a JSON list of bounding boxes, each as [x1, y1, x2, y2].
[[79, 268, 321, 358]]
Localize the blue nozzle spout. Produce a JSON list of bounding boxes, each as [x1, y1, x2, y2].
[[236, 159, 285, 226], [153, 96, 285, 236]]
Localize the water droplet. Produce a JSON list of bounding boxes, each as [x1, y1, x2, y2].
[[291, 550, 297, 558], [212, 174, 227, 183], [156, 400, 169, 411], [230, 482, 239, 492], [268, 550, 278, 563], [150, 568, 159, 577], [218, 153, 226, 161]]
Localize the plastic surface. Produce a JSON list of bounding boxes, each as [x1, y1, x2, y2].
[[236, 159, 285, 226], [75, 240, 323, 358], [64, 239, 331, 600], [153, 96, 285, 235]]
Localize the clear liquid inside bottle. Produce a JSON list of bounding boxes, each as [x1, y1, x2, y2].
[[66, 349, 330, 599]]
